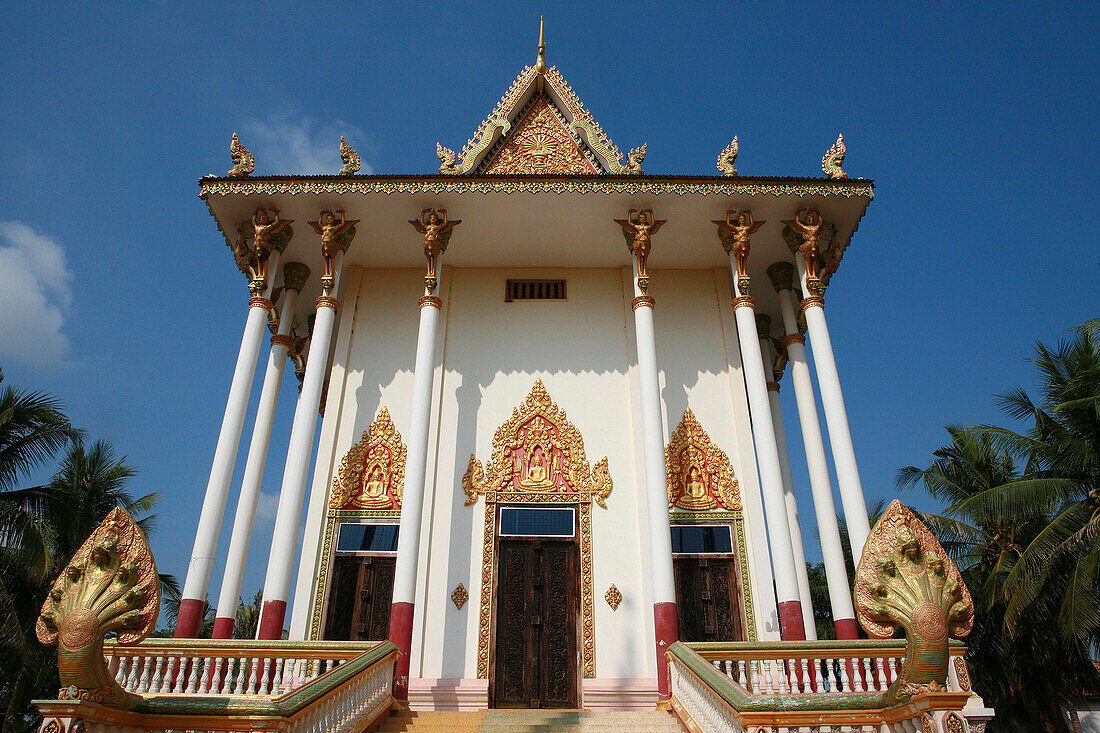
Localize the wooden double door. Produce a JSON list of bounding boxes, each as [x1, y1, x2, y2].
[[493, 538, 579, 709], [673, 557, 744, 642], [323, 555, 395, 641]]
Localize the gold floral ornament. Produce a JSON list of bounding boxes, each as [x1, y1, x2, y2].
[[854, 499, 974, 703], [462, 379, 612, 508], [451, 583, 468, 610], [329, 407, 406, 511], [605, 584, 622, 610], [665, 409, 741, 511], [36, 507, 160, 710]]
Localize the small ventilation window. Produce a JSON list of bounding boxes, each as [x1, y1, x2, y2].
[[505, 279, 567, 302]]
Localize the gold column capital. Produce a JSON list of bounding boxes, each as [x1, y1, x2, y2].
[[631, 295, 656, 311], [316, 295, 339, 311], [731, 295, 756, 310], [419, 295, 444, 309], [766, 261, 796, 292]]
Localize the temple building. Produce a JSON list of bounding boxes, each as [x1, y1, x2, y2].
[[147, 25, 980, 724]]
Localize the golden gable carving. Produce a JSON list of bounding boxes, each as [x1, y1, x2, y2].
[[329, 407, 406, 510]]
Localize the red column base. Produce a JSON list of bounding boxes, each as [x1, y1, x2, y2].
[[388, 601, 414, 700], [257, 599, 287, 640], [834, 617, 859, 640], [653, 602, 678, 700], [174, 597, 206, 638], [777, 600, 807, 641], [211, 616, 235, 639]]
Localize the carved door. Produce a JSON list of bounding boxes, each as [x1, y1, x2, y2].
[[673, 557, 743, 642], [493, 539, 579, 708], [323, 555, 395, 641]]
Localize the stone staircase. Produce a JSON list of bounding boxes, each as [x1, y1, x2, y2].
[[378, 709, 683, 732]]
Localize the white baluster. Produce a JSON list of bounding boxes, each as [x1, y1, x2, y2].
[[149, 656, 165, 694], [852, 657, 865, 692], [814, 656, 824, 692], [889, 656, 900, 685], [800, 657, 811, 693], [862, 657, 874, 691], [125, 656, 142, 691], [235, 657, 248, 694], [168, 657, 185, 693], [247, 657, 261, 694], [210, 656, 224, 693], [185, 656, 201, 693], [839, 657, 851, 692], [221, 657, 237, 694], [261, 657, 274, 694], [737, 659, 748, 688], [273, 657, 287, 694], [115, 656, 130, 686]]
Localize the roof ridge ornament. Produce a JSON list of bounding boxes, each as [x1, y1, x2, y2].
[[228, 132, 254, 177], [339, 135, 361, 176], [535, 16, 547, 74], [822, 133, 848, 179], [717, 136, 739, 176]]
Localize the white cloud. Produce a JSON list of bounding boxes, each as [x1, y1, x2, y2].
[[0, 221, 73, 368], [255, 491, 280, 524], [244, 111, 374, 175]]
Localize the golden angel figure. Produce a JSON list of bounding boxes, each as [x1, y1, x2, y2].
[[782, 208, 824, 279], [712, 210, 764, 278], [409, 208, 461, 279], [310, 209, 360, 280], [251, 207, 293, 284], [613, 209, 666, 278]]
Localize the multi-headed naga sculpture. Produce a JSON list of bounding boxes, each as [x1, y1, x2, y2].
[[716, 137, 739, 175], [854, 499, 974, 704], [36, 507, 160, 710], [227, 132, 254, 177], [822, 132, 848, 179]]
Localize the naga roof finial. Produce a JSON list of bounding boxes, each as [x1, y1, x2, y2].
[[535, 16, 547, 74]]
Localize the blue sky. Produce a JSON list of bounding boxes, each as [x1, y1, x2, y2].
[[2, 2, 1097, 622]]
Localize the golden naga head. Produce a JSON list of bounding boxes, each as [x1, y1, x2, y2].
[[854, 500, 973, 702], [36, 507, 160, 710]]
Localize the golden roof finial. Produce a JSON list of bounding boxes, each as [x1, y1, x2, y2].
[[535, 16, 547, 73]]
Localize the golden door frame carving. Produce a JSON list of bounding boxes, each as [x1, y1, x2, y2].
[[463, 380, 611, 679]]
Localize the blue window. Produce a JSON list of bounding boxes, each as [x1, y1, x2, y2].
[[671, 525, 734, 554], [499, 507, 575, 537], [336, 523, 399, 553]]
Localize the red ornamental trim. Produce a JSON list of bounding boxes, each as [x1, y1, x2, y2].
[[782, 333, 806, 347], [800, 295, 825, 313], [419, 295, 443, 309], [731, 295, 756, 310], [249, 296, 274, 311], [270, 334, 293, 349], [316, 295, 340, 310], [631, 295, 656, 311]]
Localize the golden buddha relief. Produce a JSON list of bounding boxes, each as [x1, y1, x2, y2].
[[329, 407, 406, 511], [665, 409, 741, 512]]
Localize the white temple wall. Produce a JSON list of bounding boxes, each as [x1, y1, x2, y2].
[[292, 264, 775, 677]]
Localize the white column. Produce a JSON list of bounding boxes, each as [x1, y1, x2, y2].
[[771, 263, 858, 638], [795, 258, 872, 562], [212, 263, 309, 639], [176, 252, 280, 638], [729, 260, 806, 640], [389, 275, 445, 700], [257, 254, 343, 640], [628, 260, 678, 701], [757, 316, 817, 640]]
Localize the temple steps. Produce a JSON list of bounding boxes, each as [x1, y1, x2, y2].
[[378, 709, 683, 732]]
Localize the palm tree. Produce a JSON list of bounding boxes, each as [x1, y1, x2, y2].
[[0, 371, 177, 731], [897, 323, 1100, 730]]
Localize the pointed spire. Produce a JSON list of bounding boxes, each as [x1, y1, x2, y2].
[[535, 16, 547, 73]]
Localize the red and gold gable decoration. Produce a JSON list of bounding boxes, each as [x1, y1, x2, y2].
[[329, 407, 405, 511], [480, 94, 599, 176], [463, 379, 611, 507], [665, 408, 741, 511]]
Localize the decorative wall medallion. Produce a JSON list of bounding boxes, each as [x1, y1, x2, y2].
[[481, 94, 598, 175], [605, 584, 622, 610], [329, 407, 406, 510], [920, 714, 935, 733], [665, 409, 741, 511], [465, 379, 608, 680], [451, 583, 468, 610], [943, 711, 967, 733], [954, 656, 972, 691]]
